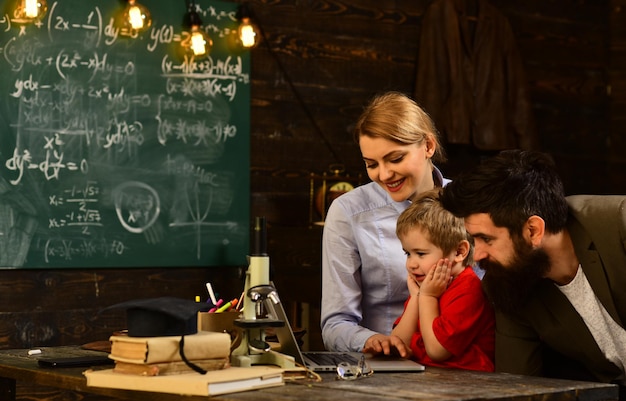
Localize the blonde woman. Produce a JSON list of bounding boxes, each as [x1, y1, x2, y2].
[[321, 92, 449, 355]]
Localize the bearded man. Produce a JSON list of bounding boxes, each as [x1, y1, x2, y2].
[[440, 150, 626, 397]]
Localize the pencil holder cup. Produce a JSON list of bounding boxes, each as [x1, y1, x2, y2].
[[197, 311, 243, 351]]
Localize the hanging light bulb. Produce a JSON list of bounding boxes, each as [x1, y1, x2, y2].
[[236, 3, 261, 49], [189, 25, 212, 57], [120, 0, 152, 36], [13, 0, 48, 24], [182, 3, 213, 58], [238, 17, 259, 48]]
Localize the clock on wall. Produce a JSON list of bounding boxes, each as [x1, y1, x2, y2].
[[309, 165, 361, 226]]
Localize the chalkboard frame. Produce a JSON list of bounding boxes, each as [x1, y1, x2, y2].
[[0, 0, 251, 269]]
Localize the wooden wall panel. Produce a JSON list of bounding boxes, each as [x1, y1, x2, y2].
[[491, 0, 613, 194], [0, 269, 220, 349], [609, 1, 626, 191]]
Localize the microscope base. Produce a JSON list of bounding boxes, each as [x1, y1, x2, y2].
[[231, 350, 297, 370]]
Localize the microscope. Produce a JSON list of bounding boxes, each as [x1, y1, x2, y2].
[[230, 217, 297, 369]]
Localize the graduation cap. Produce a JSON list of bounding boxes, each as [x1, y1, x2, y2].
[[103, 296, 211, 337]]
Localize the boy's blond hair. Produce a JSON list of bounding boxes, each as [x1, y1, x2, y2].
[[396, 188, 474, 266]]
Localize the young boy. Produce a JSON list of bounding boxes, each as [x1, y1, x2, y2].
[[391, 188, 494, 371]]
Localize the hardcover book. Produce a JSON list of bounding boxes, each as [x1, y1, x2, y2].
[[112, 357, 229, 376], [85, 366, 284, 396], [108, 331, 230, 364]]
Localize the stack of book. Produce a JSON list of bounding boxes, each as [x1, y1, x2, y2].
[[86, 330, 285, 396], [108, 330, 231, 376], [84, 331, 284, 396]]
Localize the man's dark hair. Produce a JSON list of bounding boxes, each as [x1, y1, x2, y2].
[[440, 150, 569, 236]]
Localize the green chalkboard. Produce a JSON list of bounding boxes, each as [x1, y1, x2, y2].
[[0, 0, 250, 268]]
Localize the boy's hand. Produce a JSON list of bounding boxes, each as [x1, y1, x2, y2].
[[420, 258, 451, 298], [406, 273, 421, 297]]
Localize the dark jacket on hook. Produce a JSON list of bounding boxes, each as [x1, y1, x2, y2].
[[415, 0, 537, 151]]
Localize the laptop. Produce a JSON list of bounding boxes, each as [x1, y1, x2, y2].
[[268, 288, 425, 373]]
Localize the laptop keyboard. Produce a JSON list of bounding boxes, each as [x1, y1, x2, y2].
[[304, 352, 360, 366]]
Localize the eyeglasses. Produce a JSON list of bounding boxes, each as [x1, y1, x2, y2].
[[336, 355, 374, 380]]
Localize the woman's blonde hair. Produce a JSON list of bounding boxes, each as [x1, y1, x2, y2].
[[353, 91, 446, 164]]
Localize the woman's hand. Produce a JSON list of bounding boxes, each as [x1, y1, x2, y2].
[[362, 334, 411, 358]]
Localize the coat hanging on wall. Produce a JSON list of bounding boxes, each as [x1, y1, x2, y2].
[[415, 0, 538, 151]]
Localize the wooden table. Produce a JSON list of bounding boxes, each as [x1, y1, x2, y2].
[[0, 346, 618, 401]]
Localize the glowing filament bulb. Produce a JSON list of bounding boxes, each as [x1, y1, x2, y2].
[[122, 0, 152, 34], [14, 0, 47, 23], [128, 6, 144, 30], [239, 19, 257, 48], [182, 7, 212, 58], [24, 0, 38, 17], [190, 28, 209, 56]]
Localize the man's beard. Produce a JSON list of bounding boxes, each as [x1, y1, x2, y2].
[[481, 236, 551, 315]]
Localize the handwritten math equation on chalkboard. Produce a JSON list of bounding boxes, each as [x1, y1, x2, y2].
[[0, 1, 251, 268]]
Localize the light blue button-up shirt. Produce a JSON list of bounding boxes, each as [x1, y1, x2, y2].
[[321, 167, 450, 351]]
